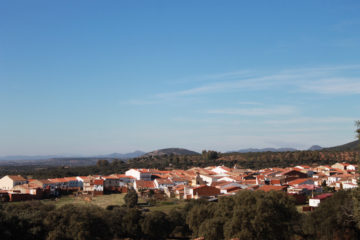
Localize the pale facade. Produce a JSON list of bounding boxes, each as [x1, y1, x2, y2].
[[0, 175, 27, 190], [125, 169, 152, 180]]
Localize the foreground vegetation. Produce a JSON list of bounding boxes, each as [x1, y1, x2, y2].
[[1, 189, 360, 240]]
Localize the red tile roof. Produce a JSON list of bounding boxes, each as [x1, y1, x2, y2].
[[135, 180, 155, 189], [288, 178, 312, 186], [312, 193, 333, 200], [257, 185, 287, 192], [94, 179, 104, 185], [49, 178, 68, 183], [7, 175, 26, 181], [155, 179, 173, 185], [64, 177, 78, 181]]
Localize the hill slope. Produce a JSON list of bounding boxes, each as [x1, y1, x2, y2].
[[144, 148, 200, 157], [230, 147, 298, 153], [325, 140, 359, 151]]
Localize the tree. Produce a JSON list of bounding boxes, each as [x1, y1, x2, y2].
[[2, 201, 55, 240], [168, 208, 190, 238], [201, 150, 219, 161], [303, 190, 360, 240], [44, 204, 111, 240], [186, 201, 214, 237], [353, 120, 360, 229], [124, 189, 138, 208], [120, 208, 143, 239], [223, 191, 299, 240], [141, 211, 172, 239], [198, 217, 225, 240]]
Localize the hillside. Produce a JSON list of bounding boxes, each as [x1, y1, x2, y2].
[[230, 147, 298, 153], [324, 140, 359, 151], [144, 148, 200, 157]]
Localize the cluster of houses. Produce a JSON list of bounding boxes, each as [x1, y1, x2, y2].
[[0, 162, 358, 208]]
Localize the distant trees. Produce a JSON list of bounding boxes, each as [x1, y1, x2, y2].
[[356, 120, 360, 161], [96, 159, 109, 168], [202, 150, 219, 161]]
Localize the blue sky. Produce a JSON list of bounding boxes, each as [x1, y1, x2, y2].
[[1, 0, 360, 156]]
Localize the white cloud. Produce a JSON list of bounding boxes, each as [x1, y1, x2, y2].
[[156, 64, 360, 99], [123, 64, 360, 105], [120, 99, 160, 105], [264, 117, 356, 125], [206, 106, 296, 116], [301, 78, 360, 94], [237, 101, 262, 105]]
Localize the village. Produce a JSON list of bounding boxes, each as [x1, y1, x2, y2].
[[0, 162, 358, 210]]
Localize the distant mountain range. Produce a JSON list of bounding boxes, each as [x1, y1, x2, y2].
[[229, 140, 359, 153], [144, 148, 200, 157], [0, 151, 146, 162], [230, 147, 298, 153], [95, 151, 146, 159], [308, 145, 323, 151], [0, 140, 358, 167]]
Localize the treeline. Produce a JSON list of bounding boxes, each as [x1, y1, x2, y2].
[[1, 189, 360, 240], [0, 159, 130, 179], [0, 150, 358, 179]]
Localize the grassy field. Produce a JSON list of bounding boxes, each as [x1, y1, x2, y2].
[[5, 194, 188, 213], [145, 199, 187, 213], [6, 193, 128, 209]]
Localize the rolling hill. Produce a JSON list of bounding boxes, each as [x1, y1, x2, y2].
[[144, 148, 200, 157], [324, 140, 359, 151]]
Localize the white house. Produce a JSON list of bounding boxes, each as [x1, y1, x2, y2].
[[64, 177, 83, 188], [211, 166, 231, 176], [347, 164, 358, 171], [125, 169, 152, 180], [170, 177, 188, 186], [309, 193, 333, 207], [111, 174, 136, 184], [217, 176, 237, 182], [342, 182, 358, 189], [48, 178, 69, 189], [154, 178, 174, 189], [102, 176, 124, 188], [0, 175, 27, 190], [94, 179, 104, 192], [199, 174, 222, 186]]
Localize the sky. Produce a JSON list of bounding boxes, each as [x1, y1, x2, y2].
[[1, 0, 360, 156]]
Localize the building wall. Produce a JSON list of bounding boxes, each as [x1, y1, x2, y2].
[[125, 169, 141, 180], [192, 186, 220, 198], [0, 176, 14, 190], [309, 199, 320, 207]]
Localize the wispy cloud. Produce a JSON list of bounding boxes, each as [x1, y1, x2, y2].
[[301, 78, 360, 94], [120, 99, 161, 105], [156, 64, 360, 99], [237, 101, 262, 105], [206, 105, 296, 116], [170, 70, 255, 84], [264, 117, 355, 125], [124, 64, 360, 105]]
